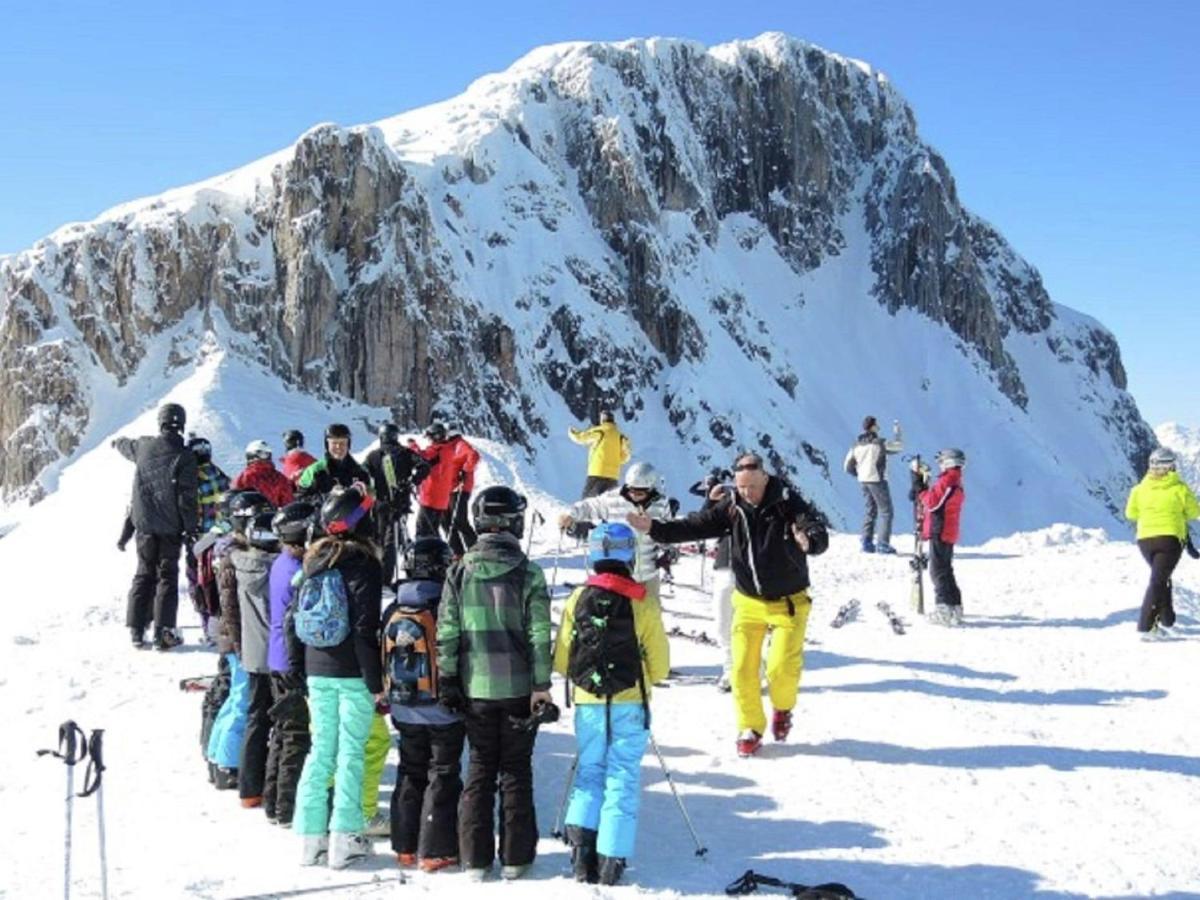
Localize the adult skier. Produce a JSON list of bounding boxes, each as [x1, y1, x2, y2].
[[232, 440, 295, 509], [365, 423, 431, 585], [444, 427, 481, 556], [113, 402, 199, 650], [280, 430, 318, 485], [628, 452, 828, 758], [1125, 447, 1200, 639], [408, 423, 465, 547], [568, 410, 632, 498], [297, 424, 372, 498], [917, 448, 967, 626], [843, 416, 903, 553]]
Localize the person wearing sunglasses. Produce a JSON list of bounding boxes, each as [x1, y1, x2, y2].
[[627, 452, 828, 758]]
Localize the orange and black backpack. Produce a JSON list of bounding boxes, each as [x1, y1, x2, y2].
[[382, 603, 439, 706]]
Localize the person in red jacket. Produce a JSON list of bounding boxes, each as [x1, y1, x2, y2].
[[233, 440, 296, 509], [280, 430, 318, 485], [916, 448, 966, 626], [409, 423, 456, 541], [445, 428, 481, 556]]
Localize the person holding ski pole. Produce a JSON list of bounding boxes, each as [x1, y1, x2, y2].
[[843, 416, 903, 553], [1125, 447, 1199, 639], [628, 452, 828, 758], [444, 427, 481, 556], [918, 448, 967, 626], [568, 409, 632, 499], [366, 423, 430, 585], [409, 422, 456, 542]]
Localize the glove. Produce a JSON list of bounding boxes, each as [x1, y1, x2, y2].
[[509, 699, 560, 733], [438, 676, 465, 714], [456, 469, 468, 486], [1186, 536, 1200, 560]]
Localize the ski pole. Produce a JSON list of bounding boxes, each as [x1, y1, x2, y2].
[[648, 733, 707, 857], [525, 509, 544, 557], [448, 487, 466, 555], [38, 720, 89, 900], [79, 729, 108, 900], [549, 526, 565, 595], [550, 753, 579, 842]]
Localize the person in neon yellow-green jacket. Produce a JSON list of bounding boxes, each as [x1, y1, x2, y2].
[[1125, 447, 1200, 637], [568, 411, 631, 498]]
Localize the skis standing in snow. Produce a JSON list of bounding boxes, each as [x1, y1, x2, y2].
[[843, 416, 903, 554]]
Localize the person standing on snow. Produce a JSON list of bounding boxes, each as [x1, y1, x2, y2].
[[1125, 447, 1200, 639], [444, 427, 481, 556], [688, 467, 735, 690], [297, 424, 372, 499], [113, 402, 199, 650], [558, 461, 672, 604], [628, 452, 828, 759], [232, 440, 295, 509], [408, 423, 458, 545], [915, 448, 967, 626], [280, 430, 318, 485], [843, 416, 903, 553], [365, 423, 431, 585], [569, 410, 632, 499]]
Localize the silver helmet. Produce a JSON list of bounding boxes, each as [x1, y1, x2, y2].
[[1148, 447, 1177, 471], [935, 448, 966, 469], [623, 461, 660, 491]]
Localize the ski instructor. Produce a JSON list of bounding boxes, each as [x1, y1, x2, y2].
[[627, 451, 828, 758], [568, 410, 631, 499]]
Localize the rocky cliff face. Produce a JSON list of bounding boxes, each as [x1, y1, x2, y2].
[[0, 33, 1156, 536]]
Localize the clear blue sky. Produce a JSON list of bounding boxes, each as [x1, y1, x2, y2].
[[2, 1, 1196, 426]]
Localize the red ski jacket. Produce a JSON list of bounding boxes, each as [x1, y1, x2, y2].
[[409, 435, 481, 509], [921, 468, 964, 543], [280, 449, 317, 484], [448, 435, 481, 493], [232, 460, 296, 509]]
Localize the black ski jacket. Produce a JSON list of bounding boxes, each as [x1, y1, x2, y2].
[[115, 432, 199, 536], [650, 476, 828, 600], [365, 446, 430, 512]]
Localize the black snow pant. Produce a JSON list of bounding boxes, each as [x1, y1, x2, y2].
[[1137, 536, 1182, 631], [459, 697, 539, 869], [126, 532, 183, 633], [376, 504, 412, 587], [201, 654, 232, 759], [415, 504, 449, 540], [448, 490, 477, 556], [390, 720, 466, 858], [238, 671, 274, 800], [581, 476, 618, 499], [263, 674, 311, 824], [929, 536, 961, 608]]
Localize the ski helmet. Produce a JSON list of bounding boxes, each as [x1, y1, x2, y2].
[[424, 421, 447, 442], [247, 511, 280, 552], [378, 423, 401, 447], [272, 501, 317, 545], [320, 485, 374, 537], [282, 429, 305, 451], [599, 409, 615, 424], [245, 439, 272, 462], [623, 461, 660, 491], [936, 448, 966, 470], [1148, 447, 1177, 471], [325, 423, 352, 443], [228, 491, 273, 534], [587, 522, 637, 570], [187, 435, 212, 462], [404, 536, 454, 582], [158, 403, 186, 433], [471, 485, 527, 538]]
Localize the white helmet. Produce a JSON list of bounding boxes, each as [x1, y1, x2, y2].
[[245, 439, 272, 462], [624, 461, 660, 491], [936, 448, 966, 470], [1148, 447, 1177, 471]]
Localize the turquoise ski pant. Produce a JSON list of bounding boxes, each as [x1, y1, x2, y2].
[[564, 704, 649, 859], [206, 653, 248, 768], [292, 676, 375, 836]]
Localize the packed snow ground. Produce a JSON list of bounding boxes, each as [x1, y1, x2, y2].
[[2, 363, 1199, 899]]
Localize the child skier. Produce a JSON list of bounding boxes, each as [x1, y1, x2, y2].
[[917, 449, 967, 625], [436, 485, 553, 881], [553, 522, 669, 886], [381, 536, 464, 871]]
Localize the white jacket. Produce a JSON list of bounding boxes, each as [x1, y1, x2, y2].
[[844, 431, 903, 484], [569, 487, 672, 583]]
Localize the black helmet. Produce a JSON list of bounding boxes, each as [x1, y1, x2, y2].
[[325, 423, 352, 443], [228, 491, 273, 534], [404, 536, 453, 582], [320, 485, 374, 537], [424, 422, 447, 442], [247, 511, 280, 552], [272, 501, 317, 545], [282, 429, 304, 451], [187, 435, 213, 462], [158, 403, 186, 433], [378, 423, 401, 447], [471, 485, 527, 538], [599, 409, 615, 424]]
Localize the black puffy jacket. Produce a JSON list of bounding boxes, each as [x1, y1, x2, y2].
[[650, 476, 828, 600], [116, 433, 199, 536]]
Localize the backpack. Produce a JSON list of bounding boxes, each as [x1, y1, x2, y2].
[[293, 568, 351, 647], [567, 585, 648, 734], [382, 606, 439, 706]]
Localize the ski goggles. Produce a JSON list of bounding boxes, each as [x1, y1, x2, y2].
[[327, 494, 375, 534]]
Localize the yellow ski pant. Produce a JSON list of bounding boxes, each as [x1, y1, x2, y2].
[[730, 589, 812, 735]]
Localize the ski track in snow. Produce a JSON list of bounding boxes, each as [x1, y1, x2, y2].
[[2, 365, 1199, 899]]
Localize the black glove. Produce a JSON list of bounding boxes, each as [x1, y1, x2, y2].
[[509, 699, 560, 733], [438, 676, 465, 714], [1186, 536, 1200, 560]]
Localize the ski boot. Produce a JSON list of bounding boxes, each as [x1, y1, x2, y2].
[[736, 729, 762, 758], [771, 709, 793, 742], [598, 855, 626, 886], [364, 811, 390, 837], [875, 542, 897, 555], [501, 864, 528, 880], [213, 767, 238, 790], [419, 856, 458, 873], [860, 538, 876, 554], [153, 627, 183, 651], [464, 867, 490, 882], [130, 627, 147, 649], [395, 852, 417, 868], [566, 825, 599, 883], [328, 832, 373, 869], [301, 835, 328, 866]]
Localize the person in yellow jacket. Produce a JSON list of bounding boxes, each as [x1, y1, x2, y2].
[[552, 522, 669, 887], [1125, 447, 1200, 638], [568, 410, 631, 498]]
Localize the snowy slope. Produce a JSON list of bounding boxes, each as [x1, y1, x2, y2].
[[1155, 422, 1200, 493], [3, 367, 1199, 900], [0, 33, 1155, 542]]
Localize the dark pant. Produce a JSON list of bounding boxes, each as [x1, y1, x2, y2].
[[929, 537, 961, 607], [459, 697, 539, 869], [390, 720, 466, 858], [201, 654, 232, 758], [263, 673, 311, 823], [582, 476, 618, 499], [126, 533, 183, 632], [1138, 536, 1182, 631], [448, 490, 476, 556], [861, 482, 894, 545], [238, 672, 274, 799], [376, 506, 412, 586], [416, 505, 448, 540]]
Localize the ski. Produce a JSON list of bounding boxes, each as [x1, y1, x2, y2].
[[830, 598, 860, 628], [666, 625, 719, 647], [179, 675, 214, 693], [877, 601, 907, 635]]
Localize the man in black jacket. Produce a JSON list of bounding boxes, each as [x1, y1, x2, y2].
[[296, 424, 373, 499], [628, 452, 828, 758], [364, 423, 430, 585], [113, 402, 200, 650]]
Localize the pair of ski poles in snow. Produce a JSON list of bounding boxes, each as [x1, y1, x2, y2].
[[550, 733, 708, 858], [37, 721, 108, 900]]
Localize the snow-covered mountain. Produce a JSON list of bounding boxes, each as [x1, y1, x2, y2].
[[0, 33, 1155, 539], [1155, 422, 1200, 490]]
